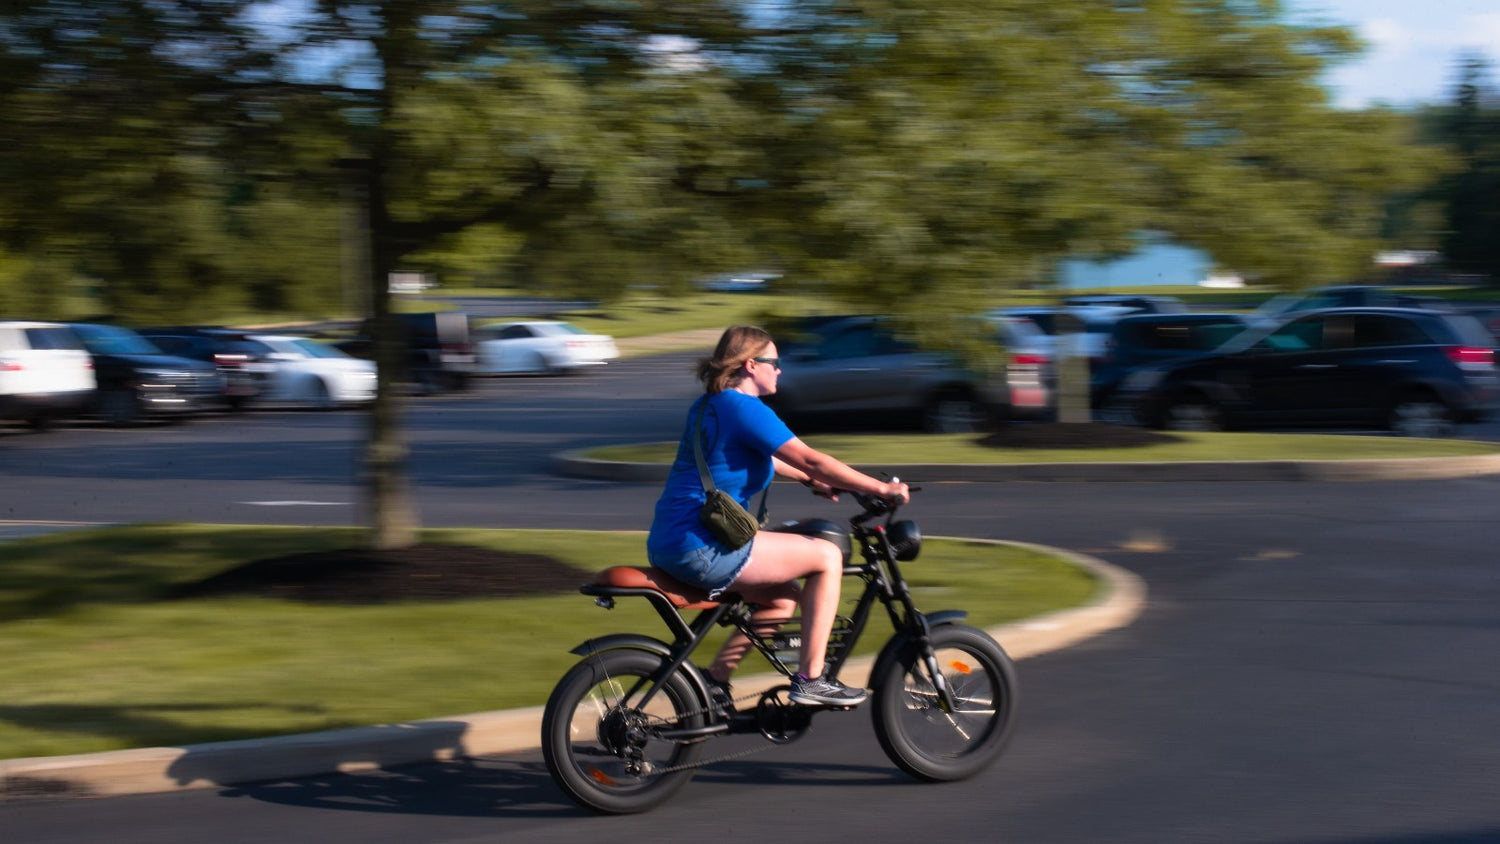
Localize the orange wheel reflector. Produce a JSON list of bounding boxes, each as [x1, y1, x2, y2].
[[588, 767, 618, 786], [949, 660, 973, 674]]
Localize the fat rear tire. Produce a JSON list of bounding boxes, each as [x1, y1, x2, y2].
[[542, 650, 704, 814]]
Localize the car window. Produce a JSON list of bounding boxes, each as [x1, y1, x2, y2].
[[1262, 317, 1324, 352], [496, 325, 535, 340], [815, 324, 913, 360], [24, 326, 85, 351], [73, 325, 162, 355], [222, 338, 274, 357], [1132, 322, 1243, 351], [144, 335, 187, 355], [1352, 315, 1428, 348], [289, 338, 348, 359]]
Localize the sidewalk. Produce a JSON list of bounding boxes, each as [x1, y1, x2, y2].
[[0, 543, 1143, 800]]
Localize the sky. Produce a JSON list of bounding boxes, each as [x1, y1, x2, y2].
[[1287, 0, 1500, 108]]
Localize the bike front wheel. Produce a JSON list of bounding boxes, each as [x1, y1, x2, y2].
[[541, 649, 705, 814], [872, 623, 1019, 782]]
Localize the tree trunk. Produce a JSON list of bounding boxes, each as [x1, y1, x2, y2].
[[362, 152, 420, 550]]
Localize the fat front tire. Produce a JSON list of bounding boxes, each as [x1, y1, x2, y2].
[[541, 650, 705, 814], [872, 624, 1018, 782]]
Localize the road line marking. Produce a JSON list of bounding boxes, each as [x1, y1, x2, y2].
[[241, 501, 351, 507]]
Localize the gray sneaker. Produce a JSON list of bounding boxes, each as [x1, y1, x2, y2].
[[789, 673, 868, 707]]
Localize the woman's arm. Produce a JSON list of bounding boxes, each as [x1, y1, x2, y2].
[[773, 437, 908, 501]]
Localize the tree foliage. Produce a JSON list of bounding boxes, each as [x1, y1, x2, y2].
[[1437, 55, 1500, 279], [0, 0, 1464, 542]]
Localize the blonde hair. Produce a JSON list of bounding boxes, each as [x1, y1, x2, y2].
[[697, 325, 773, 394]]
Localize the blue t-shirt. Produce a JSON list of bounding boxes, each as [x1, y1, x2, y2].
[[647, 391, 796, 557]]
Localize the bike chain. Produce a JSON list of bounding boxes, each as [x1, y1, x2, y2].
[[634, 689, 797, 775]]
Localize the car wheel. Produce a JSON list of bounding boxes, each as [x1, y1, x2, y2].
[[308, 379, 335, 411], [101, 388, 143, 427], [1163, 394, 1222, 432], [1389, 392, 1453, 438], [924, 391, 986, 433]]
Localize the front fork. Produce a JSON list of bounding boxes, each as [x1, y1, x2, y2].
[[911, 614, 957, 712]]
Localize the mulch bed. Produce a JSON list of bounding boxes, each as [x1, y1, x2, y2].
[[170, 544, 590, 605], [171, 423, 1161, 604], [979, 421, 1180, 450]]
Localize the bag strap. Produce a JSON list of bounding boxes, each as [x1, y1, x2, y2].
[[692, 397, 770, 524]]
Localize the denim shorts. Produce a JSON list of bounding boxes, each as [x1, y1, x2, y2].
[[648, 539, 754, 599]]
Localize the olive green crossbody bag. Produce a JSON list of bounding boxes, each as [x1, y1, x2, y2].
[[692, 401, 768, 549]]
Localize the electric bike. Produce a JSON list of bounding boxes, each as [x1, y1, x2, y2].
[[541, 488, 1018, 813]]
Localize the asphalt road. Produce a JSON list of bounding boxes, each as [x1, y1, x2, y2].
[[5, 354, 1500, 842]]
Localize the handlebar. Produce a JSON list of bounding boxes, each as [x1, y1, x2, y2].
[[846, 478, 919, 524]]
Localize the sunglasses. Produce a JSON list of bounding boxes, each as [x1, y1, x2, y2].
[[751, 356, 781, 370]]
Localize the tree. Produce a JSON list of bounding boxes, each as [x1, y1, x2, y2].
[[1, 1, 1452, 538], [1439, 54, 1500, 280]]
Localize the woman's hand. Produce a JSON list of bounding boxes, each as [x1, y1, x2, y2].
[[801, 478, 840, 500], [879, 480, 910, 504]]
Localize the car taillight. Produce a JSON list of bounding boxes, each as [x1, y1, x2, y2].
[[1012, 353, 1048, 367], [1, 360, 22, 372], [1444, 346, 1494, 370]]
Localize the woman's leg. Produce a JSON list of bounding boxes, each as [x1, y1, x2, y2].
[[711, 532, 843, 680]]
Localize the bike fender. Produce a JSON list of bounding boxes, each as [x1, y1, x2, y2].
[[569, 633, 674, 659], [568, 634, 714, 708], [866, 610, 969, 690]]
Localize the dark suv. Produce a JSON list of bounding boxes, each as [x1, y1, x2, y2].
[[762, 315, 1008, 432], [69, 323, 225, 425], [334, 312, 475, 392], [1119, 307, 1500, 436], [1092, 313, 1250, 408], [138, 327, 276, 410]]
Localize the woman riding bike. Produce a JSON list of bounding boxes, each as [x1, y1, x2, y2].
[[646, 324, 909, 708]]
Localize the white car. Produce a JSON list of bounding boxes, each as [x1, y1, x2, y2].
[[248, 335, 376, 408], [473, 321, 619, 375], [1, 320, 96, 429]]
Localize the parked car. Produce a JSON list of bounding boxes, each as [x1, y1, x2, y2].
[[247, 334, 377, 408], [996, 305, 1136, 362], [138, 327, 276, 409], [992, 314, 1055, 420], [1252, 285, 1450, 324], [68, 323, 225, 425], [334, 312, 475, 393], [762, 315, 1007, 432], [1091, 313, 1251, 409], [1117, 307, 1500, 436], [988, 305, 1136, 419], [472, 320, 619, 375], [0, 320, 95, 430], [700, 270, 780, 292], [1063, 294, 1188, 315]]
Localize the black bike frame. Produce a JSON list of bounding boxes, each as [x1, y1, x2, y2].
[[578, 501, 961, 725]]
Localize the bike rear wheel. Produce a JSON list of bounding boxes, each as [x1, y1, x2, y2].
[[872, 623, 1018, 781], [541, 650, 705, 813]]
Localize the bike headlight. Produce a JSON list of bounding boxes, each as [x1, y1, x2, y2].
[[887, 519, 922, 562]]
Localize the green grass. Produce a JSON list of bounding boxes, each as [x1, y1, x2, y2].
[[0, 524, 1093, 760], [587, 431, 1500, 466]]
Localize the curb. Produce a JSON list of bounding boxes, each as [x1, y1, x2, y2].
[[552, 448, 1500, 483], [0, 542, 1143, 800]]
